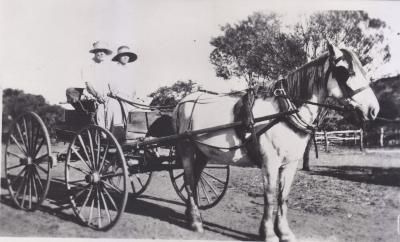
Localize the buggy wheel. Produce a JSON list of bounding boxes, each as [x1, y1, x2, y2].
[[128, 172, 152, 197], [65, 125, 128, 231], [4, 112, 52, 211], [170, 162, 230, 209]]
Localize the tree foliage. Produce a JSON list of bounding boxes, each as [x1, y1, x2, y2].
[[2, 88, 64, 137], [210, 11, 391, 85], [210, 12, 306, 84], [295, 11, 390, 72], [148, 80, 199, 107]]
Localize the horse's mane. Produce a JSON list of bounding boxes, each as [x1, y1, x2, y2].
[[260, 53, 330, 101]]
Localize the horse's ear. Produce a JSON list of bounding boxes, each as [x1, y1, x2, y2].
[[326, 41, 342, 59]]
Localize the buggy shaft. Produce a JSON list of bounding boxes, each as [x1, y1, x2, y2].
[[123, 109, 298, 148]]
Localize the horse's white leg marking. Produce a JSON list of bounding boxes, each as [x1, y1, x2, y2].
[[177, 141, 204, 233], [258, 135, 280, 242], [275, 160, 298, 242]]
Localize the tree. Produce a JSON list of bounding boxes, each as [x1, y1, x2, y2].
[[2, 88, 64, 137], [148, 80, 199, 107], [210, 11, 391, 84], [210, 12, 306, 85], [295, 11, 390, 72]]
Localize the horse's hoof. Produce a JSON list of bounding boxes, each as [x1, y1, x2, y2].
[[279, 233, 296, 242], [190, 221, 204, 233], [259, 228, 279, 242]]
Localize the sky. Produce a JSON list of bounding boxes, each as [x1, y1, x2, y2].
[[1, 0, 400, 104]]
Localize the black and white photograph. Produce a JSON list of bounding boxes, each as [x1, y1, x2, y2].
[[1, 0, 400, 241]]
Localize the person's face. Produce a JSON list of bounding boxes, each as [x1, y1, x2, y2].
[[119, 55, 130, 65], [93, 51, 106, 63]]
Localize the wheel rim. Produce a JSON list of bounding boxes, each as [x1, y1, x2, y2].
[[65, 125, 128, 231], [4, 112, 52, 211], [170, 162, 230, 209]]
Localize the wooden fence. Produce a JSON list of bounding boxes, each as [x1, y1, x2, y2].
[[315, 129, 363, 151]]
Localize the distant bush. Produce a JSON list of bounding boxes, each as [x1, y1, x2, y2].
[[2, 88, 64, 137]]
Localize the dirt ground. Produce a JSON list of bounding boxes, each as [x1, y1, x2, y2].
[[1, 145, 400, 242]]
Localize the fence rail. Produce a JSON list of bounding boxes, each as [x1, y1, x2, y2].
[[315, 129, 363, 151]]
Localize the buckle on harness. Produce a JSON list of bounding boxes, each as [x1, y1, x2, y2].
[[274, 89, 285, 97]]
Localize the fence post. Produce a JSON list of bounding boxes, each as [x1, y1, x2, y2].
[[359, 129, 364, 151], [324, 130, 329, 152], [380, 127, 384, 147]]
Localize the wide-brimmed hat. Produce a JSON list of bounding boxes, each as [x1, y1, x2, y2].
[[112, 46, 138, 63], [89, 41, 113, 55]]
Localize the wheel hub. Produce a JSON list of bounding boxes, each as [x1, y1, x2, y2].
[[20, 156, 33, 166], [85, 172, 101, 184]]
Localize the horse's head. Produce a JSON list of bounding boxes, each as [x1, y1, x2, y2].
[[326, 43, 379, 121]]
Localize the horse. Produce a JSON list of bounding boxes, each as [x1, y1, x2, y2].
[[172, 43, 379, 242]]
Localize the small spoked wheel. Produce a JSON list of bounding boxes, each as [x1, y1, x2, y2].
[[170, 162, 230, 209], [4, 112, 52, 211], [65, 125, 128, 231], [129, 172, 152, 197]]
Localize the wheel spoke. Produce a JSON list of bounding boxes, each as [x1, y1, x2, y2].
[[22, 118, 30, 155], [200, 174, 219, 197], [7, 163, 25, 170], [33, 163, 48, 174], [33, 138, 45, 159], [199, 177, 211, 204], [67, 163, 90, 175], [77, 135, 93, 170], [97, 187, 102, 228], [34, 154, 49, 164], [202, 170, 225, 184], [7, 150, 26, 160], [31, 171, 39, 202], [32, 121, 41, 156], [99, 187, 112, 223], [78, 186, 93, 215], [96, 130, 101, 170], [73, 185, 90, 200], [10, 167, 27, 188], [87, 130, 96, 170], [98, 143, 109, 174], [102, 180, 123, 194], [88, 194, 95, 225], [32, 168, 44, 194], [15, 123, 28, 155], [71, 146, 92, 172], [179, 183, 185, 193], [173, 172, 184, 181], [20, 173, 29, 208], [28, 170, 32, 209], [32, 168, 44, 192], [10, 134, 27, 156], [13, 170, 28, 199], [68, 179, 87, 184], [135, 175, 144, 187], [101, 184, 118, 211], [101, 172, 125, 180]]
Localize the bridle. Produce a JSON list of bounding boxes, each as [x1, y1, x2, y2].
[[328, 54, 371, 100]]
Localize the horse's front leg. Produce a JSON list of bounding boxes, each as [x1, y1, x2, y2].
[[275, 160, 299, 242], [258, 145, 280, 242], [177, 142, 204, 233]]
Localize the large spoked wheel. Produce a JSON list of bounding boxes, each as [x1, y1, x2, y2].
[[65, 125, 128, 231], [4, 112, 52, 211], [169, 160, 230, 210]]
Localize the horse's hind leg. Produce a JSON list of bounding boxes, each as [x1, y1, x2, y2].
[[177, 141, 204, 233], [275, 160, 299, 242]]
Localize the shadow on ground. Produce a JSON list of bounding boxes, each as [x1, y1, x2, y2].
[[309, 166, 400, 186], [0, 177, 258, 240]]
